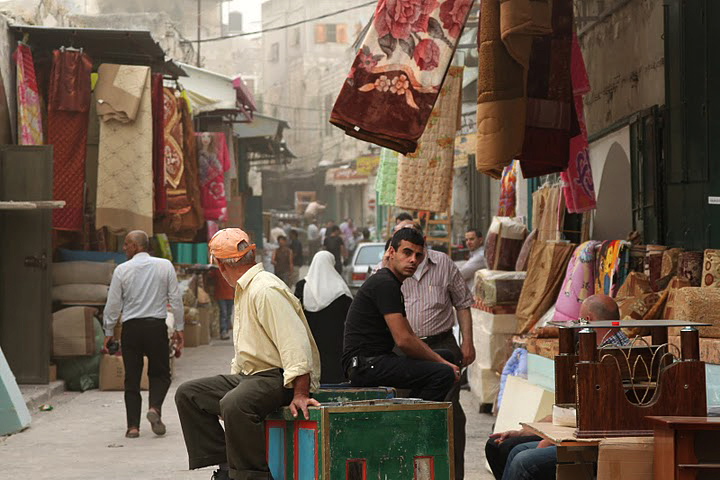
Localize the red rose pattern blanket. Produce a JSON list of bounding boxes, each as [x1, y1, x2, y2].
[[330, 0, 474, 155]]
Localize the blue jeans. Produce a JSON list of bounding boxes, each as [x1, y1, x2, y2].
[[217, 299, 233, 335], [501, 442, 556, 480]]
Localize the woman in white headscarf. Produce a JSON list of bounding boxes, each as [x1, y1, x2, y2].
[[294, 251, 353, 384]]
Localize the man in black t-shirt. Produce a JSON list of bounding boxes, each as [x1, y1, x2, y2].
[[342, 228, 459, 401], [323, 225, 346, 274]]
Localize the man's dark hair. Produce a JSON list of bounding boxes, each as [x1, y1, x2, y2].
[[277, 235, 286, 242], [396, 212, 413, 223], [330, 225, 341, 234], [390, 227, 424, 250], [466, 228, 483, 238], [289, 229, 298, 238], [361, 227, 370, 239]]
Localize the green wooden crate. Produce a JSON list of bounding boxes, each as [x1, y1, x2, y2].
[[311, 386, 396, 404], [264, 399, 454, 480]]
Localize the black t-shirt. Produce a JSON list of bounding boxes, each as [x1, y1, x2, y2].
[[342, 268, 406, 371], [324, 236, 344, 267]]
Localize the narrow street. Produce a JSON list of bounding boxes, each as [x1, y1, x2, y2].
[[1, 339, 495, 480]]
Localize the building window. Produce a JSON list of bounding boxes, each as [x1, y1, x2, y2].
[[314, 24, 348, 44], [270, 42, 279, 62]]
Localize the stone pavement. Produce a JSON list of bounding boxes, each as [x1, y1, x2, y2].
[[1, 340, 496, 480]]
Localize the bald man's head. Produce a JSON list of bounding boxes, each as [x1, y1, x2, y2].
[[579, 294, 620, 322], [123, 230, 149, 259]]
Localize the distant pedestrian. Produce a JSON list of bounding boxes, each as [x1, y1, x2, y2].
[[459, 228, 487, 291], [304, 200, 326, 223], [289, 229, 304, 286], [269, 222, 285, 244], [323, 225, 346, 274], [103, 230, 184, 439], [358, 227, 372, 244], [272, 235, 293, 286], [210, 267, 233, 340], [396, 212, 413, 225], [307, 221, 321, 259], [320, 220, 334, 244]]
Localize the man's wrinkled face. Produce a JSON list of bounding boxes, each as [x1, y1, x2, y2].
[[389, 240, 424, 278], [123, 237, 139, 260]]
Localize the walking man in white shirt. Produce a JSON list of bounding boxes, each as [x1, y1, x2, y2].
[[103, 230, 184, 439]]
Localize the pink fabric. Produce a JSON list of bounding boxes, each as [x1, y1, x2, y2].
[[14, 44, 43, 145], [560, 33, 596, 213], [196, 132, 230, 221], [553, 241, 601, 323]]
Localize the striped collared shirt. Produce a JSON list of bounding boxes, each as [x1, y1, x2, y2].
[[401, 249, 474, 337]]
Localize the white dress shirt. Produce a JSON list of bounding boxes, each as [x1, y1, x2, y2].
[[103, 252, 184, 335], [459, 247, 487, 291]]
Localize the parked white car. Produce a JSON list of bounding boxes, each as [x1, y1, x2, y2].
[[344, 242, 386, 292]]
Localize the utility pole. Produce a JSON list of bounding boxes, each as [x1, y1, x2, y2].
[[196, 0, 202, 67]]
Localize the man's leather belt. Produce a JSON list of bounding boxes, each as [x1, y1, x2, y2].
[[419, 329, 453, 344]]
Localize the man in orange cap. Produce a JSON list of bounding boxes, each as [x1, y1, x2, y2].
[[175, 228, 321, 480]]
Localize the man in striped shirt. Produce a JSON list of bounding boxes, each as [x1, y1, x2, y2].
[[379, 221, 475, 480]]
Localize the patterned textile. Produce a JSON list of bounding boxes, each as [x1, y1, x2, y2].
[[196, 132, 230, 221], [532, 186, 564, 243], [661, 248, 684, 278], [677, 251, 704, 287], [155, 95, 204, 241], [553, 241, 601, 323], [330, 0, 474, 155], [395, 66, 462, 212], [516, 240, 576, 333], [702, 249, 720, 288], [14, 44, 43, 145], [48, 50, 92, 231], [645, 245, 667, 291], [517, 0, 576, 178], [497, 160, 518, 216], [475, 0, 551, 178], [561, 33, 596, 213], [376, 148, 399, 206], [151, 74, 166, 213], [95, 64, 153, 234], [163, 88, 184, 189], [595, 240, 631, 298]]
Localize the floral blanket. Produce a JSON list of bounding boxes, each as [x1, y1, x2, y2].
[[331, 0, 474, 155]]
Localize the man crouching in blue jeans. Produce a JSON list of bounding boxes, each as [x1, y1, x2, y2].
[[175, 228, 321, 480]]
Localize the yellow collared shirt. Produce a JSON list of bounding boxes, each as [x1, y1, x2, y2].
[[231, 263, 321, 391]]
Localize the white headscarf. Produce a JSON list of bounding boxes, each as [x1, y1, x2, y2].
[[302, 251, 352, 312]]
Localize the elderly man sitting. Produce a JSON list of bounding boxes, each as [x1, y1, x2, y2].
[[485, 294, 627, 480], [175, 228, 321, 480]]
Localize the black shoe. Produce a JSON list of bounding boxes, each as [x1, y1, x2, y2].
[[146, 410, 166, 436], [211, 470, 230, 480]]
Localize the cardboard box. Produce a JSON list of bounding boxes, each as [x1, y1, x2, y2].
[[596, 437, 653, 480], [472, 307, 519, 334], [493, 376, 554, 434], [198, 307, 211, 345], [184, 322, 201, 348], [99, 354, 149, 391], [556, 463, 595, 480], [467, 366, 499, 404]]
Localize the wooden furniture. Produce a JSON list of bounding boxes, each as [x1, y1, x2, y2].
[[265, 399, 453, 480], [648, 416, 720, 480], [550, 320, 711, 438]]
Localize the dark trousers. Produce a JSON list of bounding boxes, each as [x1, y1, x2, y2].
[[423, 331, 467, 480], [217, 299, 233, 334], [175, 369, 294, 480], [485, 435, 543, 480], [348, 352, 455, 402], [121, 318, 171, 429]]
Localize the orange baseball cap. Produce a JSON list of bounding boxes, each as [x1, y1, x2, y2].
[[208, 228, 255, 261]]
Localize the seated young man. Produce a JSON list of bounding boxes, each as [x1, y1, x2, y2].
[[342, 228, 460, 401], [485, 294, 626, 480]]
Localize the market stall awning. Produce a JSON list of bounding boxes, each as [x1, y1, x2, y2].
[[234, 113, 294, 166], [177, 63, 255, 120], [9, 24, 183, 77], [325, 167, 369, 186]]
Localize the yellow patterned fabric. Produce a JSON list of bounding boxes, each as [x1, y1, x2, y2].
[[395, 66, 463, 213]]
